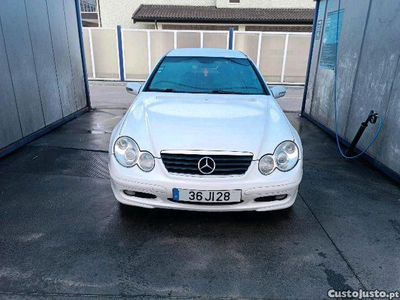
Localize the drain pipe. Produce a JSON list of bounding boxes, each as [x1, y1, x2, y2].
[[301, 0, 320, 116], [228, 27, 234, 50]]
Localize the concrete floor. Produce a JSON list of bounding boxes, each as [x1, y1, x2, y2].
[[0, 83, 399, 299]]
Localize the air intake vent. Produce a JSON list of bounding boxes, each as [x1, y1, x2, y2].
[[161, 153, 253, 176]]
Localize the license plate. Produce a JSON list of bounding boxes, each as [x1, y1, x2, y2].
[[172, 188, 241, 203]]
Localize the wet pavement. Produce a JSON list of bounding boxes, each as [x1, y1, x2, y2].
[[0, 83, 399, 299]]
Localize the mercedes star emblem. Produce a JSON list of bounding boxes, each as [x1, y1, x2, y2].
[[198, 157, 216, 175]]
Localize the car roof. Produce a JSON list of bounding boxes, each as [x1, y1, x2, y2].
[[166, 48, 247, 59]]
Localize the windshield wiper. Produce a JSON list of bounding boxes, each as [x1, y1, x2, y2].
[[211, 90, 244, 95], [148, 88, 177, 93], [149, 88, 246, 95]]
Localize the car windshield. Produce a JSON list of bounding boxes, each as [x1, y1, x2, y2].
[[145, 56, 267, 95]]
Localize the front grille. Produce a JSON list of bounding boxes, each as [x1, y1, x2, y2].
[[161, 152, 253, 175]]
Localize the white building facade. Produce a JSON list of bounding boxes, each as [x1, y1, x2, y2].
[[98, 0, 315, 31]]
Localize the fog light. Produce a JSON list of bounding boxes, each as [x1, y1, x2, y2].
[[275, 194, 287, 200], [124, 190, 136, 196], [254, 194, 288, 202], [123, 190, 157, 199]]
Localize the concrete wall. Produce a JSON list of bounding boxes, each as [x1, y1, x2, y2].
[[0, 0, 88, 153], [304, 0, 400, 177], [99, 0, 315, 29]]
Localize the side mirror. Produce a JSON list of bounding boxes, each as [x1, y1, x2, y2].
[[125, 82, 142, 95], [271, 86, 286, 99]]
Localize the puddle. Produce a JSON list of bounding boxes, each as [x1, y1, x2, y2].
[[88, 130, 110, 134]]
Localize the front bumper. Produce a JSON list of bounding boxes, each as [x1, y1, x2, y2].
[[109, 156, 302, 212]]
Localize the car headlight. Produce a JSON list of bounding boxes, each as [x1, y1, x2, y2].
[[274, 141, 299, 171], [258, 141, 299, 175], [114, 137, 155, 171], [259, 154, 275, 175], [138, 151, 155, 172]]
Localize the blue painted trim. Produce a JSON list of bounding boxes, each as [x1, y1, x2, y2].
[[228, 27, 234, 50], [302, 112, 400, 183], [75, 0, 91, 109], [301, 0, 320, 115], [117, 25, 125, 82], [0, 107, 89, 159], [172, 188, 179, 201]]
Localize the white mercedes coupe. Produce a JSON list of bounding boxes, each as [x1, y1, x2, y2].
[[109, 48, 303, 212]]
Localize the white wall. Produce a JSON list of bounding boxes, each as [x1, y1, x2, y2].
[[100, 0, 216, 29], [216, 0, 314, 8], [99, 0, 315, 29]]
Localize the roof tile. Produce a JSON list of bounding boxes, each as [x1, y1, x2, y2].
[[132, 5, 314, 24]]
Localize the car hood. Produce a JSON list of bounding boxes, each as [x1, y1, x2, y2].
[[118, 93, 294, 159]]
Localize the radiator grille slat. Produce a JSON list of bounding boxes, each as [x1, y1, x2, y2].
[[161, 153, 253, 175]]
